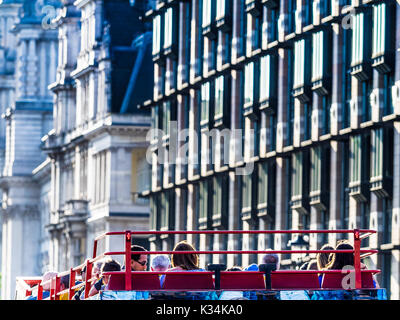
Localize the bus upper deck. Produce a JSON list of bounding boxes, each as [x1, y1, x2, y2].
[[21, 229, 387, 300]]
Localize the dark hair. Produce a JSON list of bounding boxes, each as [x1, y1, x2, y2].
[[227, 266, 242, 271], [325, 241, 354, 270], [307, 259, 318, 270], [317, 244, 334, 270], [171, 240, 199, 270], [60, 275, 70, 289], [131, 245, 147, 262], [101, 259, 121, 272]]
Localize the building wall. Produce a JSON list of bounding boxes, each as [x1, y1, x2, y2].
[[148, 0, 400, 299], [0, 0, 153, 299]]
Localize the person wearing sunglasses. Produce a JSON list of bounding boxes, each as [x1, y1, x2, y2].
[[130, 245, 148, 271]]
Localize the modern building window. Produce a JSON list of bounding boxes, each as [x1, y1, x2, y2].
[[320, 0, 331, 18], [383, 73, 394, 116], [160, 191, 171, 230], [259, 55, 276, 105], [257, 160, 276, 219], [215, 75, 224, 121], [322, 95, 331, 135], [268, 6, 279, 42], [383, 198, 392, 244], [294, 39, 306, 90], [305, 0, 313, 25], [285, 157, 293, 247], [371, 128, 383, 182], [199, 180, 209, 228], [372, 3, 387, 59], [351, 13, 365, 67], [241, 172, 253, 217], [292, 152, 302, 200], [350, 135, 361, 185], [152, 15, 162, 56], [312, 31, 324, 83], [202, 0, 213, 28], [257, 162, 268, 209], [287, 48, 294, 145], [361, 79, 372, 122], [244, 62, 254, 106], [341, 141, 350, 231], [239, 0, 247, 57], [268, 114, 277, 151], [150, 195, 159, 231], [216, 0, 226, 20], [342, 28, 352, 129], [304, 102, 311, 141], [182, 2, 192, 84], [310, 146, 321, 195], [162, 101, 171, 136], [164, 8, 173, 50], [288, 0, 296, 34], [201, 82, 211, 126], [212, 175, 228, 228]]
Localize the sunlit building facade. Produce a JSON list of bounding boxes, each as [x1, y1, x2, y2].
[[145, 0, 400, 299]]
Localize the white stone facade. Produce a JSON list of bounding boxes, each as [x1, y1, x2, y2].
[[0, 0, 152, 299]]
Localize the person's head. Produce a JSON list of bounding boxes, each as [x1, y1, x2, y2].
[[316, 244, 334, 270], [60, 275, 70, 291], [93, 260, 105, 279], [130, 245, 148, 271], [101, 259, 121, 285], [307, 259, 318, 270], [262, 252, 280, 270], [325, 240, 354, 270], [227, 266, 242, 271], [171, 240, 199, 270], [80, 266, 87, 282], [41, 271, 58, 291], [151, 255, 171, 272]]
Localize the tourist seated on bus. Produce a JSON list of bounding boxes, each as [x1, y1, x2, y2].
[[151, 255, 171, 287], [164, 241, 217, 300], [151, 255, 171, 272], [26, 271, 58, 300], [168, 240, 204, 272], [323, 240, 378, 288], [73, 266, 86, 300], [59, 274, 71, 300], [88, 259, 121, 297], [316, 244, 334, 286], [317, 244, 334, 270], [129, 245, 148, 271]]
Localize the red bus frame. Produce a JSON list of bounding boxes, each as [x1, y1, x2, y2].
[[35, 229, 378, 300]]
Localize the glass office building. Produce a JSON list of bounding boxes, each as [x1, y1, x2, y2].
[[142, 0, 400, 299]]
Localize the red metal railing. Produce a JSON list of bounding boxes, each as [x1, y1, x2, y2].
[[33, 229, 378, 300]]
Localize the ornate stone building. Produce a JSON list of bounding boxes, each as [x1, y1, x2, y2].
[[145, 0, 400, 299], [0, 0, 153, 299], [0, 0, 59, 299], [43, 0, 153, 274]]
